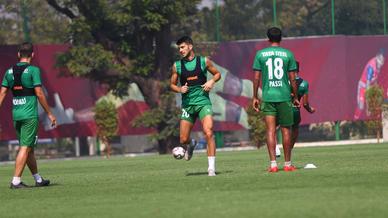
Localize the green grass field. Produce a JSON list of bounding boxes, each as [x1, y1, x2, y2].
[[0, 143, 387, 218]]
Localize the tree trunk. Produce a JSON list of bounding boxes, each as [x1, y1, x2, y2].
[[134, 24, 177, 154], [154, 24, 172, 80], [157, 134, 179, 154], [102, 136, 111, 158]]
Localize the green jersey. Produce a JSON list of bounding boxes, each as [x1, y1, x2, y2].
[[293, 76, 309, 112], [1, 62, 42, 121], [252, 46, 297, 102], [297, 77, 309, 99], [175, 56, 211, 107]]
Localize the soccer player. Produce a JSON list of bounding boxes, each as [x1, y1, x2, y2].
[[0, 42, 57, 189], [291, 61, 316, 149], [170, 36, 221, 176], [252, 27, 299, 172]]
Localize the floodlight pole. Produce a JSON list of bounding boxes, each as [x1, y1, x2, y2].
[[215, 0, 221, 42], [21, 0, 31, 42], [331, 0, 336, 35], [330, 0, 340, 140], [383, 0, 387, 34], [273, 0, 277, 26], [335, 121, 340, 141]]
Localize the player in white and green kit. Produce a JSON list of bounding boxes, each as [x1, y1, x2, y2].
[[291, 62, 316, 149], [0, 42, 56, 189], [252, 27, 299, 172], [170, 36, 221, 176]]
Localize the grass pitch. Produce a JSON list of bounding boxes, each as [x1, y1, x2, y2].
[[0, 143, 387, 218]]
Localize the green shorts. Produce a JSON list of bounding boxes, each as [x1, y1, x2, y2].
[[181, 105, 213, 123], [293, 108, 301, 127], [260, 101, 294, 127], [13, 118, 39, 147]]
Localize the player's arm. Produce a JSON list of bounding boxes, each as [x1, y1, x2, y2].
[[35, 86, 57, 127], [252, 70, 261, 112], [202, 58, 221, 92], [302, 94, 316, 113], [289, 71, 300, 107], [0, 86, 8, 108], [170, 63, 188, 93]]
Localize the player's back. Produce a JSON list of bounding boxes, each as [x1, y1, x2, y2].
[[2, 63, 41, 121], [253, 46, 297, 102]]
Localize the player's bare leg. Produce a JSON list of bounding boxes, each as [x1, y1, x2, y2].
[[201, 115, 215, 156], [281, 126, 296, 171], [201, 115, 216, 176], [281, 126, 292, 162], [265, 115, 278, 172], [180, 120, 193, 145], [25, 148, 49, 186], [14, 146, 30, 177], [180, 120, 195, 160], [11, 146, 31, 188], [26, 148, 38, 175], [265, 116, 277, 160]]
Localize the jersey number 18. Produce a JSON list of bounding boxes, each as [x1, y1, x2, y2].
[[265, 58, 284, 80]]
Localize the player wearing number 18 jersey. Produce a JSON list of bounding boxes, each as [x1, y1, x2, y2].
[[252, 27, 299, 172]]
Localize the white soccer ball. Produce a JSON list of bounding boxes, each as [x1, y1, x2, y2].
[[172, 146, 185, 159]]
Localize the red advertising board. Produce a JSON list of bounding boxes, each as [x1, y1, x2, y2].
[[1, 35, 388, 140]]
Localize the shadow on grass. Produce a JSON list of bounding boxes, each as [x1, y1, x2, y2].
[[185, 170, 233, 176], [7, 183, 62, 190], [33, 183, 62, 188]]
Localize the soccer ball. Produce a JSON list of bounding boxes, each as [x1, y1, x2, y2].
[[172, 146, 186, 159]]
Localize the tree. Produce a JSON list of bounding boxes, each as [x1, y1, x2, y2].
[[194, 0, 386, 41], [0, 0, 70, 44], [194, 0, 272, 41], [93, 99, 118, 158], [246, 106, 266, 148], [132, 85, 180, 150], [47, 0, 200, 153], [276, 0, 385, 36], [365, 84, 384, 142]]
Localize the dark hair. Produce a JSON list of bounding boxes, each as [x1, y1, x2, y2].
[[176, 36, 193, 46], [18, 42, 33, 58], [267, 27, 282, 43], [296, 61, 300, 72]]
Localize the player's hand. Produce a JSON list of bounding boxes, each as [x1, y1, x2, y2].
[[293, 98, 300, 107], [48, 113, 57, 128], [201, 79, 215, 92], [180, 83, 189, 94], [252, 97, 261, 112], [309, 106, 316, 113]]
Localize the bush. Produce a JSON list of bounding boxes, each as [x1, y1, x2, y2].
[[365, 84, 384, 142], [246, 105, 266, 148], [93, 99, 118, 157]]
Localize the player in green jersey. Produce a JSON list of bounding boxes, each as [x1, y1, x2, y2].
[[170, 36, 221, 176], [291, 61, 316, 149], [252, 27, 299, 172], [0, 42, 56, 189]]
